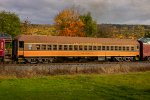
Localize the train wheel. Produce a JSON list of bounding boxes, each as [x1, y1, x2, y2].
[[123, 57, 129, 62], [123, 57, 133, 62], [147, 57, 150, 61], [115, 57, 123, 62]]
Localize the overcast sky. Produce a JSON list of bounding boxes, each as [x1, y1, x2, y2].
[[0, 0, 150, 25]]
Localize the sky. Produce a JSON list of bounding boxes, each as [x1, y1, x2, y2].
[[0, 0, 150, 25]]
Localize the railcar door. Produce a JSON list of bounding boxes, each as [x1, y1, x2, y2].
[[12, 39, 18, 60], [18, 41, 24, 57]]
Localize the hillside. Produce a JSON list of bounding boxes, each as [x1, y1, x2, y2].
[[21, 24, 150, 38], [21, 24, 56, 35], [97, 24, 150, 39]]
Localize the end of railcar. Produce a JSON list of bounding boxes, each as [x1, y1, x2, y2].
[[138, 38, 150, 61]]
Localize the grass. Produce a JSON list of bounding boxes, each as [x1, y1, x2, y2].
[[0, 72, 150, 100], [1, 64, 150, 77]]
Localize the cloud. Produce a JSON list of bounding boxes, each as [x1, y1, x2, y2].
[[72, 0, 150, 24], [0, 0, 150, 25]]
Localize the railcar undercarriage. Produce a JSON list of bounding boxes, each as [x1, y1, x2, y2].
[[16, 56, 139, 64]]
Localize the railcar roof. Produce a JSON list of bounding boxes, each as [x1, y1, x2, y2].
[[15, 35, 138, 45], [138, 38, 150, 44]]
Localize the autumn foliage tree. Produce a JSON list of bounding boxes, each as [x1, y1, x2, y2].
[[54, 8, 85, 37]]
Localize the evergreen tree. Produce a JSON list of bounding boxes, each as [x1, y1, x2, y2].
[[80, 12, 97, 37]]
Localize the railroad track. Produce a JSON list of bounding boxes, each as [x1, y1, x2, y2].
[[0, 62, 150, 76], [0, 61, 149, 67]]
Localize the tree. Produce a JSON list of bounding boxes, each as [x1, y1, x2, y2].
[[54, 8, 85, 37], [21, 17, 31, 35], [134, 25, 145, 39], [144, 31, 150, 38], [0, 11, 21, 37], [80, 12, 97, 37]]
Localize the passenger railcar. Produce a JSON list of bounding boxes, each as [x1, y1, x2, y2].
[[13, 35, 140, 63]]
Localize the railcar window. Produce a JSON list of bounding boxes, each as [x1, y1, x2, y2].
[[137, 46, 139, 49], [53, 45, 57, 50], [126, 47, 129, 51], [28, 44, 32, 50], [119, 46, 122, 51], [19, 41, 24, 48], [123, 46, 125, 51], [93, 46, 97, 50], [84, 46, 87, 50], [79, 45, 83, 50], [102, 46, 105, 50], [89, 46, 92, 50], [59, 45, 63, 50], [115, 46, 118, 50], [69, 45, 73, 50], [47, 45, 52, 50], [64, 45, 68, 50], [36, 45, 40, 50], [42, 45, 46, 50], [111, 46, 114, 50], [106, 46, 109, 50], [98, 46, 101, 50], [131, 47, 134, 51], [74, 45, 78, 50]]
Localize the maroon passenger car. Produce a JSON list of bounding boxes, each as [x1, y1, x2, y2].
[[138, 38, 150, 61]]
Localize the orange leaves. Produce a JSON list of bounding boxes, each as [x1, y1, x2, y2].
[[54, 8, 85, 37]]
